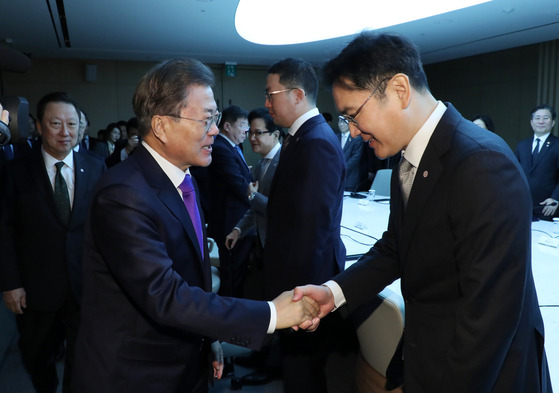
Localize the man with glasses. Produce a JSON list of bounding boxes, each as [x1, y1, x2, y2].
[[263, 58, 355, 393], [208, 105, 255, 298], [0, 92, 106, 393], [72, 59, 318, 393], [294, 32, 552, 393], [516, 104, 559, 220]]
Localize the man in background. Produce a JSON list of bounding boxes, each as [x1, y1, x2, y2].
[[336, 116, 364, 191], [0, 92, 106, 393], [263, 58, 355, 393], [515, 104, 559, 220], [208, 105, 255, 297]]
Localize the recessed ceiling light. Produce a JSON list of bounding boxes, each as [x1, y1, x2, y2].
[[235, 0, 493, 45]]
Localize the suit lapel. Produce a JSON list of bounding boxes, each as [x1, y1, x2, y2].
[[398, 106, 454, 265], [532, 136, 554, 169], [138, 147, 206, 268]]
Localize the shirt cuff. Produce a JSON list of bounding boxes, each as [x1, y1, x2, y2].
[[267, 301, 277, 334], [233, 227, 242, 236], [323, 280, 346, 311]]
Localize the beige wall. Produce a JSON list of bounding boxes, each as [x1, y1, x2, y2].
[[1, 60, 338, 166], [3, 41, 554, 157], [425, 44, 540, 150]]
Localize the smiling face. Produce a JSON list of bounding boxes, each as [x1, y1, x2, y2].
[[37, 102, 79, 160], [332, 79, 408, 160], [264, 73, 298, 128], [249, 117, 277, 156], [155, 84, 219, 170], [531, 108, 555, 137]]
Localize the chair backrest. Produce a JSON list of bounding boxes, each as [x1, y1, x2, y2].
[[370, 169, 392, 197], [355, 287, 404, 376]]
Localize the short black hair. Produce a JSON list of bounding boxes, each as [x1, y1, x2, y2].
[[37, 92, 80, 122], [132, 58, 215, 137], [248, 107, 283, 139], [268, 58, 318, 105], [472, 114, 495, 132], [219, 105, 248, 129], [531, 104, 556, 121], [323, 32, 430, 98]]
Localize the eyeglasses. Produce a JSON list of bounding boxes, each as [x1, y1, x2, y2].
[[338, 76, 393, 127], [265, 88, 297, 102], [246, 130, 273, 139], [532, 116, 551, 122], [163, 111, 222, 133]]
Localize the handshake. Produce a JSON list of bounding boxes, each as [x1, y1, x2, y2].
[[271, 285, 337, 332]]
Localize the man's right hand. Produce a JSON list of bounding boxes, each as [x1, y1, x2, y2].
[[3, 287, 27, 314], [225, 228, 240, 250], [273, 290, 319, 330]]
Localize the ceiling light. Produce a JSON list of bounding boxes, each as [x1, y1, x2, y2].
[[235, 0, 493, 45]]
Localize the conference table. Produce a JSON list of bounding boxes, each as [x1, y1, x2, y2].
[[341, 192, 559, 388]]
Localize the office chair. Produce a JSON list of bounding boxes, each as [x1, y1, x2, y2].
[[354, 287, 404, 393], [370, 169, 392, 197], [207, 238, 221, 293]]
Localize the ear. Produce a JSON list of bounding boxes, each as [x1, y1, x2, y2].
[[391, 74, 412, 109], [151, 115, 169, 144], [36, 120, 43, 136], [294, 88, 306, 104]]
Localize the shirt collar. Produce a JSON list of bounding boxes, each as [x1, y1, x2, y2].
[[218, 132, 237, 147], [41, 146, 74, 170], [288, 108, 320, 136], [534, 132, 550, 144], [402, 101, 447, 168], [264, 142, 281, 159], [142, 141, 189, 189]]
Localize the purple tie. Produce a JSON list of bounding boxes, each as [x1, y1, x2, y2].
[[178, 174, 204, 254]]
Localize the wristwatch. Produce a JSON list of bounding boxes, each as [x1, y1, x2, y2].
[[248, 192, 256, 201]]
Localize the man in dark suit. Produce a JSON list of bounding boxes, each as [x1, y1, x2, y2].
[[207, 105, 254, 297], [336, 117, 364, 191], [0, 92, 106, 393], [515, 104, 559, 220], [71, 58, 317, 393], [295, 32, 552, 393], [263, 58, 355, 393]]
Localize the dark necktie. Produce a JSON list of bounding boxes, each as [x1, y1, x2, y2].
[[54, 162, 71, 225], [3, 145, 14, 160], [178, 174, 204, 254], [532, 138, 541, 166], [398, 157, 415, 207], [282, 133, 293, 153]]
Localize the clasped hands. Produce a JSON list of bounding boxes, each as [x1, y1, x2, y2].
[[272, 285, 336, 332]]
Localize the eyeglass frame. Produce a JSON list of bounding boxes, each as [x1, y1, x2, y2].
[[246, 129, 274, 139], [265, 88, 299, 102], [338, 76, 393, 127], [162, 111, 222, 133]]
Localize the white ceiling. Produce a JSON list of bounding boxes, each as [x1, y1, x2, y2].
[[1, 0, 559, 69]]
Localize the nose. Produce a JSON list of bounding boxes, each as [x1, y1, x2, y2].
[[208, 122, 219, 136], [348, 123, 362, 138], [264, 99, 272, 109]]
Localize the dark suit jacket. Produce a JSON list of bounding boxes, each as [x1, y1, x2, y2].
[[0, 149, 105, 310], [72, 145, 270, 393], [515, 134, 559, 218], [335, 104, 551, 392], [236, 146, 280, 247], [264, 114, 346, 298], [207, 134, 253, 242], [337, 132, 364, 190]]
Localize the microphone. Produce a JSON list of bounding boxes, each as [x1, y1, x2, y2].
[[349, 177, 371, 199]]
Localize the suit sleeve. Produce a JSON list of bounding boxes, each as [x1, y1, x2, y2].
[[211, 145, 251, 202], [89, 183, 270, 349], [440, 149, 533, 391]]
